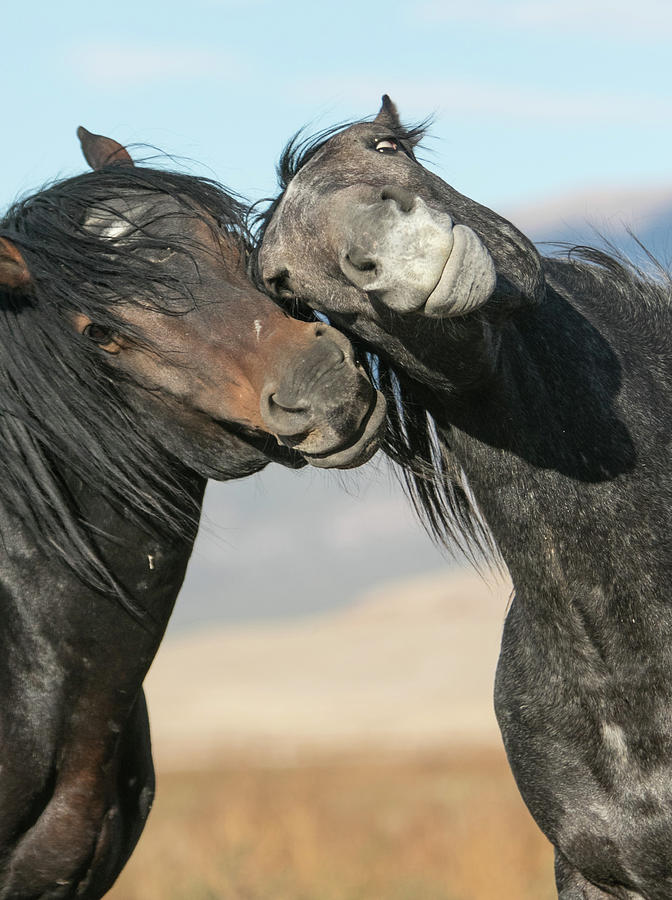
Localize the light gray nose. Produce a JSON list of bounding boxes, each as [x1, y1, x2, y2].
[[341, 186, 420, 288], [338, 192, 459, 314]]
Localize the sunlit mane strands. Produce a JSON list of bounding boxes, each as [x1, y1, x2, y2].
[[371, 360, 499, 566]]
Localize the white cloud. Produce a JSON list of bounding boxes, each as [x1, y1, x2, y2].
[[71, 43, 239, 89], [416, 0, 672, 41]]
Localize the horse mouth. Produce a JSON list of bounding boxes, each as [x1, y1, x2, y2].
[[355, 220, 496, 319], [227, 425, 309, 469], [300, 389, 387, 469], [420, 224, 497, 318]]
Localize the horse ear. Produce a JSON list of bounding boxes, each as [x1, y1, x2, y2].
[[77, 126, 135, 171], [0, 238, 30, 289], [374, 94, 403, 132]]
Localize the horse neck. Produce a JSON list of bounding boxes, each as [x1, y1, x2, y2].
[[435, 273, 633, 462], [0, 463, 205, 893], [0, 458, 206, 705], [419, 262, 672, 592]]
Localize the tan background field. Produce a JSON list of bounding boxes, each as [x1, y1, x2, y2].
[[109, 569, 556, 899]]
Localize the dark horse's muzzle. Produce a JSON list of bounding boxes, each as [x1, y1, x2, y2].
[[260, 322, 386, 469]]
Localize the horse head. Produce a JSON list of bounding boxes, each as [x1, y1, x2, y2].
[[0, 130, 387, 596], [258, 96, 545, 325]]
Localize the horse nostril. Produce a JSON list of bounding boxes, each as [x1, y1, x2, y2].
[[312, 323, 351, 367], [381, 185, 416, 213], [266, 268, 292, 297], [260, 384, 314, 446], [346, 247, 376, 274], [267, 393, 309, 415]]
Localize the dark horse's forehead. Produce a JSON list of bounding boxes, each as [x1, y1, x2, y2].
[[80, 188, 250, 311]]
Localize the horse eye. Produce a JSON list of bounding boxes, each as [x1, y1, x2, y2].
[[83, 323, 115, 345], [375, 139, 398, 153]]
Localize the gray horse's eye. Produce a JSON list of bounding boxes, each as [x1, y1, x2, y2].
[[375, 139, 398, 153]]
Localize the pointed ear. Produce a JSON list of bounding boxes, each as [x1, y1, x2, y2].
[[77, 126, 135, 171], [0, 238, 30, 289], [373, 94, 403, 132]]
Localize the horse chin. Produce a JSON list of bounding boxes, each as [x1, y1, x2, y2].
[[299, 388, 387, 470], [202, 432, 308, 478], [267, 445, 308, 469], [247, 439, 307, 470]]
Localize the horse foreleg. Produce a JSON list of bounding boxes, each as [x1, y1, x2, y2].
[[75, 687, 155, 899], [0, 688, 155, 900]]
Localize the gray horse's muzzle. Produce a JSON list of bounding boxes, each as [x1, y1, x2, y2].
[[339, 188, 497, 318]]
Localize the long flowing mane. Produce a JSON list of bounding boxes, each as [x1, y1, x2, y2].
[[0, 166, 248, 609], [372, 360, 499, 565]]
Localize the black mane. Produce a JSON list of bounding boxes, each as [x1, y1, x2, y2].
[[0, 166, 248, 607]]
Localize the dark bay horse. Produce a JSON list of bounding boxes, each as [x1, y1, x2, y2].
[[257, 96, 672, 899], [0, 129, 385, 899]]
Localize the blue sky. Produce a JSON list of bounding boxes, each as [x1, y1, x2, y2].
[[3, 0, 672, 217]]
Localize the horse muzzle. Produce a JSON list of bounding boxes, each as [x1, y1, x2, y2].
[[339, 189, 497, 318], [260, 323, 386, 469]]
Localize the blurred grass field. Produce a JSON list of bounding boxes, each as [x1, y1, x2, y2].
[[109, 748, 555, 900]]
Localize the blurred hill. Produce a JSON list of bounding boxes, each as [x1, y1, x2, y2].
[[170, 461, 456, 631], [506, 182, 672, 267], [148, 568, 511, 769]]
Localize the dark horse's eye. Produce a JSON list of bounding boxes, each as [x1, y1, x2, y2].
[[375, 139, 398, 154], [83, 323, 116, 346]]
